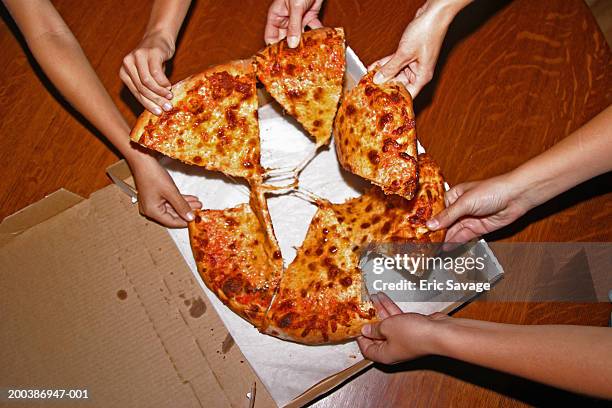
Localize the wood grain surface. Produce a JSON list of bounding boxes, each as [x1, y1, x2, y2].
[[0, 0, 610, 407]]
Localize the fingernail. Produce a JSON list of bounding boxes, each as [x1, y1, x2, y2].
[[185, 211, 195, 222], [361, 324, 371, 336], [166, 92, 173, 99], [287, 36, 299, 48], [153, 106, 162, 115], [162, 102, 172, 111], [373, 72, 386, 85], [426, 219, 439, 230]]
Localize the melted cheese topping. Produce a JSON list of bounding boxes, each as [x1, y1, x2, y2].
[[131, 61, 263, 180], [255, 27, 345, 146], [334, 71, 418, 199]]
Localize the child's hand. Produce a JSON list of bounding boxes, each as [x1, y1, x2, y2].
[[128, 153, 202, 228], [358, 292, 449, 364]]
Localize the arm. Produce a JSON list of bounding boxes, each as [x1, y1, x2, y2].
[[359, 293, 612, 399], [3, 0, 200, 227], [370, 0, 472, 97], [426, 104, 612, 243], [120, 0, 191, 114]]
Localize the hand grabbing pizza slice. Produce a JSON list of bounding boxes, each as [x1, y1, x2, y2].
[[334, 71, 419, 200], [255, 27, 345, 147], [263, 202, 378, 344], [131, 59, 263, 180]]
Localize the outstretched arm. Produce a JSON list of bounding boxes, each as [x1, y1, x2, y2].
[[426, 104, 612, 243], [3, 0, 201, 227], [359, 293, 612, 399]]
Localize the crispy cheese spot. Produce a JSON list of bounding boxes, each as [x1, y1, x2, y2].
[[339, 276, 352, 287], [378, 113, 393, 129], [346, 105, 356, 115], [367, 150, 380, 165]]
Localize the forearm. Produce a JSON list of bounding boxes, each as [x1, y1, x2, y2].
[[509, 104, 612, 209], [432, 318, 612, 398], [4, 0, 144, 163], [143, 0, 192, 46]]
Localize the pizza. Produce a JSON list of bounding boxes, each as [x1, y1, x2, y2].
[[188, 190, 283, 327], [332, 153, 447, 247], [255, 27, 345, 147], [130, 59, 263, 180], [263, 202, 378, 344], [334, 71, 418, 200]]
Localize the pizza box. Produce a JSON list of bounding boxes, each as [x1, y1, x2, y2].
[[0, 186, 275, 407], [106, 47, 505, 406]]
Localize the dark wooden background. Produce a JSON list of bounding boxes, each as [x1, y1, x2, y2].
[[1, 0, 610, 406]]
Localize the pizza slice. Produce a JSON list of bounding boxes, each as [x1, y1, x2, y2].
[[263, 202, 378, 344], [334, 71, 418, 199], [188, 191, 283, 327], [332, 153, 446, 247], [255, 27, 346, 147], [130, 59, 263, 180]]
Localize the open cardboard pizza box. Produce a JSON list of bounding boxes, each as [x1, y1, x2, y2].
[[0, 48, 503, 407]]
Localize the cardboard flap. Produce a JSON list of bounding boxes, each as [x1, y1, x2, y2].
[[0, 182, 275, 407], [0, 189, 83, 247]]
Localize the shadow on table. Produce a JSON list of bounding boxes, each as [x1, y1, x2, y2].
[[373, 356, 611, 406], [414, 0, 513, 113]]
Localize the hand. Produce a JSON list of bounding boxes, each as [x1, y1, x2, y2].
[[120, 32, 175, 115], [358, 292, 449, 364], [368, 0, 462, 98], [426, 173, 532, 244], [265, 0, 324, 47], [127, 152, 202, 228]]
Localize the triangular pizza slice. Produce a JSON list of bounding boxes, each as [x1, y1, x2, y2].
[[130, 59, 263, 180], [263, 202, 378, 344], [188, 190, 283, 327], [334, 71, 419, 199], [255, 27, 345, 146], [332, 153, 447, 246]]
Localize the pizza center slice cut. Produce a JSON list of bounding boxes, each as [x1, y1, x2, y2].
[[255, 27, 346, 147], [130, 59, 263, 181], [263, 202, 378, 344], [334, 71, 419, 200], [188, 189, 283, 327]]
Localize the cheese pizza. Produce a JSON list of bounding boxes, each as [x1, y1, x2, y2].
[[130, 59, 263, 180], [334, 71, 419, 200], [255, 27, 345, 146]]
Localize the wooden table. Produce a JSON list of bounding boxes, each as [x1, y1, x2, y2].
[[1, 0, 610, 406]]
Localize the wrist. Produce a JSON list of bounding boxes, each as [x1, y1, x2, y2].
[[143, 28, 176, 53], [427, 0, 471, 19]]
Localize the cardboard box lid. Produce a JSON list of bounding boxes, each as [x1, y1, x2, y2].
[[0, 183, 274, 407]]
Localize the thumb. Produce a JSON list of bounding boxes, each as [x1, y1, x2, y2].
[[373, 51, 409, 85], [426, 195, 471, 231], [165, 189, 195, 222], [287, 1, 305, 48], [361, 321, 386, 340]]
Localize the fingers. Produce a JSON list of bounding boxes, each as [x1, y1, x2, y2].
[[367, 55, 392, 72], [164, 189, 197, 223], [287, 0, 305, 47], [139, 201, 188, 228], [121, 53, 172, 115], [357, 336, 387, 362], [444, 218, 483, 244], [305, 17, 323, 29], [264, 13, 282, 45], [375, 292, 402, 315], [360, 320, 386, 340], [373, 51, 410, 85], [427, 186, 473, 230]]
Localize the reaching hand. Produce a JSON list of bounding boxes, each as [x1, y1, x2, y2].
[[128, 153, 202, 228], [120, 32, 175, 115], [358, 292, 449, 364], [426, 174, 532, 244], [264, 0, 324, 47], [368, 0, 463, 98]]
